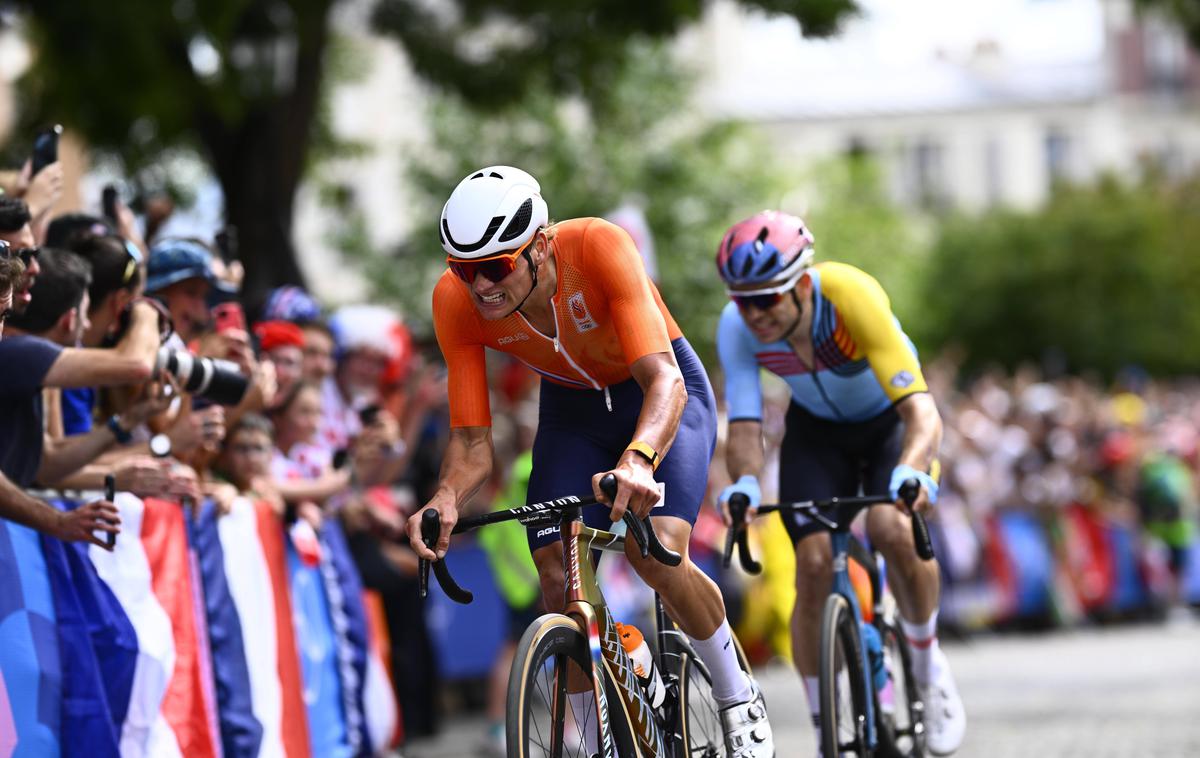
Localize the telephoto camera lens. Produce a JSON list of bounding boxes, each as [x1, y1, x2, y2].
[[156, 347, 249, 406]]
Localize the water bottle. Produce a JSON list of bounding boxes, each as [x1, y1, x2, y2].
[[860, 621, 888, 693], [615, 622, 665, 708]]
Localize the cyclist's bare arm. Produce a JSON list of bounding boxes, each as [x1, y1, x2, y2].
[[893, 392, 943, 512], [725, 419, 765, 482], [595, 351, 685, 521], [408, 424, 493, 560]]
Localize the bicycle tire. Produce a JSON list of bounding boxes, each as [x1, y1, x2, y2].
[[507, 613, 618, 758], [675, 633, 753, 758], [819, 594, 869, 758], [875, 620, 926, 758]]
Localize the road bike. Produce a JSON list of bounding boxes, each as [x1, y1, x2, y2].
[[420, 474, 759, 758], [723, 481, 934, 757]]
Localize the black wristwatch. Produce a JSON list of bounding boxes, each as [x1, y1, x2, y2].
[[106, 415, 133, 445]]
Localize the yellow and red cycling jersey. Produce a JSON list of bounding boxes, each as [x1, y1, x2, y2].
[[433, 217, 682, 428]]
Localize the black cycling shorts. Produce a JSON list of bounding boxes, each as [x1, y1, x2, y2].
[[778, 400, 904, 543]]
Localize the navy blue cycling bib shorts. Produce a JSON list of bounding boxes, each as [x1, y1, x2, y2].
[[525, 337, 717, 551]]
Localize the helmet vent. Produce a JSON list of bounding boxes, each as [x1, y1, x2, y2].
[[498, 198, 534, 242], [736, 251, 754, 279], [754, 251, 780, 277]]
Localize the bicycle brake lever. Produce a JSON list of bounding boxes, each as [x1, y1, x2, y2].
[[641, 517, 682, 567], [898, 478, 936, 562], [622, 511, 651, 558], [724, 493, 761, 574], [419, 509, 474, 604], [723, 493, 746, 569], [600, 473, 682, 567], [735, 528, 762, 575]]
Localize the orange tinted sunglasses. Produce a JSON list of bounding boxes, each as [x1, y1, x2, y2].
[[446, 237, 536, 284]]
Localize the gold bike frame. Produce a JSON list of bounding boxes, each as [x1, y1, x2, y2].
[[558, 516, 666, 758]]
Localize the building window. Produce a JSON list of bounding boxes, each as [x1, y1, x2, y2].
[[984, 137, 1003, 206], [912, 138, 945, 209], [1044, 128, 1072, 186]]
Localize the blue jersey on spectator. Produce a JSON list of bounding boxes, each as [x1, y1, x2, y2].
[[0, 334, 63, 486], [61, 387, 96, 436]]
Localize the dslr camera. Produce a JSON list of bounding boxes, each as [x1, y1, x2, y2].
[[156, 346, 249, 407]]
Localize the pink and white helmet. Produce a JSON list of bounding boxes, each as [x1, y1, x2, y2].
[[715, 211, 814, 288]]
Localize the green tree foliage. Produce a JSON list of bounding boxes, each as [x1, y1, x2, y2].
[[12, 0, 860, 303], [919, 171, 1200, 376], [372, 0, 857, 109], [363, 42, 794, 364], [13, 0, 339, 299], [801, 156, 931, 329]]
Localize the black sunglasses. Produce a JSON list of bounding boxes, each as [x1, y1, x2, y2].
[[731, 292, 786, 312], [15, 247, 39, 265]]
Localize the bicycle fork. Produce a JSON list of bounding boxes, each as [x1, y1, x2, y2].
[[831, 530, 878, 749], [559, 512, 665, 758]]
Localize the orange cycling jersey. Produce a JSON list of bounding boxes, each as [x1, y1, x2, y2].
[[433, 217, 683, 428]]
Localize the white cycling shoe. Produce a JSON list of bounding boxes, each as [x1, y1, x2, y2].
[[920, 648, 966, 756], [719, 680, 775, 757]]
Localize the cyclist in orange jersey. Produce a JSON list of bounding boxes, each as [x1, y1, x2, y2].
[[408, 166, 775, 757]]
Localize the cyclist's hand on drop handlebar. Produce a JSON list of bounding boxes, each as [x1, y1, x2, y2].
[[407, 496, 457, 561], [594, 456, 659, 521], [717, 474, 762, 527], [889, 464, 938, 515]]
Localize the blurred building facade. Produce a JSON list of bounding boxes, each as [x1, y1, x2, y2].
[[685, 0, 1200, 211]]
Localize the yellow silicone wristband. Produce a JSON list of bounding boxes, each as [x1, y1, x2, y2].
[[625, 440, 661, 470]]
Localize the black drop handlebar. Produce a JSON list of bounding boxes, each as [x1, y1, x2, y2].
[[722, 478, 935, 575], [418, 473, 682, 605]]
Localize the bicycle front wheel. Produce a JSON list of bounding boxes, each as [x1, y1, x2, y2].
[[875, 619, 926, 758], [819, 594, 869, 758], [676, 631, 753, 758], [507, 613, 604, 758]]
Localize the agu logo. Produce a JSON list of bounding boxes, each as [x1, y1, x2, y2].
[[567, 292, 597, 333], [498, 332, 530, 345]]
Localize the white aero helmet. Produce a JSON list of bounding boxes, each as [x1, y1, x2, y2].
[[439, 165, 549, 259]]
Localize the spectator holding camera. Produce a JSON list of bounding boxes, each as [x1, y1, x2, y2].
[[50, 233, 147, 435], [0, 244, 133, 547], [2, 247, 169, 485]]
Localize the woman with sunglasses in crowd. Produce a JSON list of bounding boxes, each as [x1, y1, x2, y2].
[[713, 211, 965, 756], [407, 165, 775, 757]]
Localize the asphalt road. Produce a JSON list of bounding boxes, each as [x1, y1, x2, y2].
[[402, 617, 1200, 757]]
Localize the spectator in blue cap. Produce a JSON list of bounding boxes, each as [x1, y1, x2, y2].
[[146, 238, 227, 342]]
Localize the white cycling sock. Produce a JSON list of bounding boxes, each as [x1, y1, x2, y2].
[[689, 618, 753, 707], [567, 690, 599, 755], [804, 675, 821, 745], [900, 610, 941, 687]]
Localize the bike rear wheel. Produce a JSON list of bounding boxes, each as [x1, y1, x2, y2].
[[508, 613, 610, 758], [675, 633, 753, 758], [875, 619, 926, 758], [819, 594, 869, 758]]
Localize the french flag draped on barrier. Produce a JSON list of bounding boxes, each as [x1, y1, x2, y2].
[[0, 492, 396, 757]]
